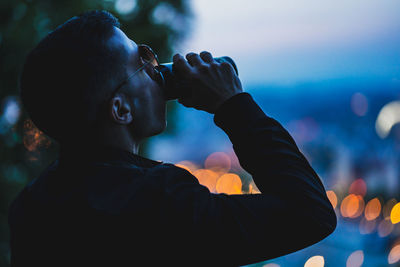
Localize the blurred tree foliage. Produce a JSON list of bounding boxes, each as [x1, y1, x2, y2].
[[0, 0, 192, 265]]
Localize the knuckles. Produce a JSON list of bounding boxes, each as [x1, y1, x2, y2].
[[220, 62, 232, 70], [210, 62, 219, 69], [197, 64, 209, 74]]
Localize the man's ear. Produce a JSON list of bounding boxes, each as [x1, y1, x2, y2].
[[110, 94, 133, 125]]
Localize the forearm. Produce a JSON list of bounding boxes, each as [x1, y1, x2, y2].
[[214, 93, 327, 193], [213, 92, 337, 239]]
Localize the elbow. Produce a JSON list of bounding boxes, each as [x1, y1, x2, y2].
[[327, 206, 338, 235], [304, 201, 337, 243], [319, 205, 337, 240]]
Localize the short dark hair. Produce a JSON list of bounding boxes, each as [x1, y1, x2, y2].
[[20, 10, 127, 142]]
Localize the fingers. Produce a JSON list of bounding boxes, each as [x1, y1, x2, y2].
[[173, 53, 192, 75], [200, 51, 214, 63], [186, 53, 204, 67], [174, 52, 214, 70]]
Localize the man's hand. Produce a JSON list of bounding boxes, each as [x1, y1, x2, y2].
[[172, 51, 243, 114]]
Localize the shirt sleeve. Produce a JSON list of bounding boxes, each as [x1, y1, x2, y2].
[[163, 92, 337, 266]]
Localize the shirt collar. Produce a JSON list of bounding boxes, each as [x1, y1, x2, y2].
[[59, 145, 163, 168]]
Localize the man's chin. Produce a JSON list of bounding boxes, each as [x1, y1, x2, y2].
[[149, 120, 167, 137], [158, 120, 167, 135]]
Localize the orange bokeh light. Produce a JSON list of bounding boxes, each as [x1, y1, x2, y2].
[[390, 203, 400, 224], [175, 160, 198, 174], [364, 198, 381, 221], [248, 182, 261, 194], [340, 194, 364, 218], [204, 152, 231, 173], [216, 173, 242, 195], [326, 190, 337, 209], [193, 169, 219, 193], [349, 179, 367, 197]]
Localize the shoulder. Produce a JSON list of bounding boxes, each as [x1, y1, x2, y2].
[[147, 163, 201, 188], [86, 162, 202, 213]]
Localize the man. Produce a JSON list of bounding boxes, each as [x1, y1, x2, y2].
[[9, 10, 336, 266]]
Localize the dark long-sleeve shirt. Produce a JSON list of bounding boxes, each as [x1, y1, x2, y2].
[[8, 92, 336, 266]]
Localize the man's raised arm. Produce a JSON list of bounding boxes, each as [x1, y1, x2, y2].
[[165, 51, 337, 265]]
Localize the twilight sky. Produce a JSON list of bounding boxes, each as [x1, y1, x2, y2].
[[179, 0, 400, 86]]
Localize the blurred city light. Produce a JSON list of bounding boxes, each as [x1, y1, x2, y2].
[[346, 250, 364, 267], [2, 97, 20, 126], [175, 160, 198, 174], [326, 190, 337, 209], [0, 96, 21, 135], [375, 101, 400, 139], [193, 169, 218, 193], [390, 203, 400, 224], [348, 179, 367, 197], [388, 244, 400, 264], [350, 93, 368, 117], [364, 198, 381, 221], [204, 151, 231, 173], [304, 255, 324, 267], [152, 3, 177, 25], [216, 173, 242, 195], [114, 0, 136, 15], [248, 182, 261, 194], [340, 194, 364, 219], [359, 217, 376, 235], [377, 219, 394, 238], [383, 198, 397, 220]]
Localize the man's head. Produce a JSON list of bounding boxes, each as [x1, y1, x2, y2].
[[20, 10, 166, 147]]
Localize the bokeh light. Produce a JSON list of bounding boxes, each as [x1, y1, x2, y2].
[[175, 160, 199, 174], [359, 217, 377, 235], [216, 173, 242, 195], [114, 0, 137, 15], [1, 96, 20, 126], [348, 179, 367, 197], [326, 190, 337, 209], [390, 203, 400, 224], [383, 198, 398, 220], [193, 169, 219, 193], [204, 151, 231, 173], [304, 255, 324, 267], [262, 263, 280, 267], [364, 198, 381, 221], [378, 219, 394, 238], [351, 92, 368, 117], [340, 194, 364, 219], [375, 101, 400, 139], [346, 250, 364, 267], [388, 244, 400, 264], [248, 182, 261, 194]]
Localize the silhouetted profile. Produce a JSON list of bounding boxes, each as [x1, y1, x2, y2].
[[9, 10, 336, 267]]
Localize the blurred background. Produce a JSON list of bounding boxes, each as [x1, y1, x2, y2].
[[1, 0, 400, 266]]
